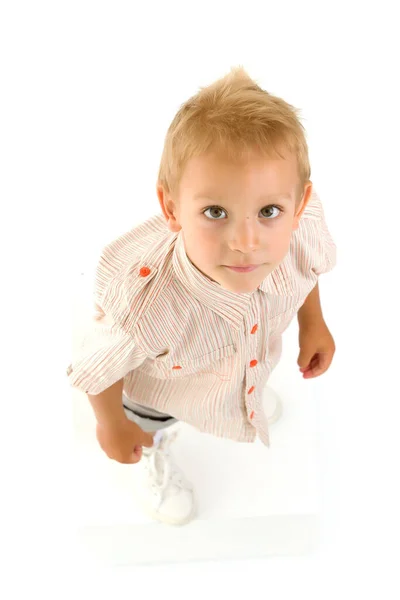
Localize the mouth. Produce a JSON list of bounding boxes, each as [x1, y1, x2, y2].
[[225, 265, 260, 273]]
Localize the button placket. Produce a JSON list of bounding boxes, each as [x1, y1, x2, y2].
[[246, 321, 259, 420]]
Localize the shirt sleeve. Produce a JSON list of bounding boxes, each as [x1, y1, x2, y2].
[[299, 190, 337, 276], [67, 301, 147, 396]]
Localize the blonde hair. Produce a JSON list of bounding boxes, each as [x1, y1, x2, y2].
[[157, 66, 311, 202]]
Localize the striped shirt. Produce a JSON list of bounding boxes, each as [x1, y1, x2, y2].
[[67, 189, 336, 447]]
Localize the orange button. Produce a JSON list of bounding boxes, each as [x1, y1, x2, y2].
[[248, 386, 255, 394], [251, 324, 258, 334], [250, 410, 255, 419], [139, 267, 151, 277], [250, 359, 258, 368], [172, 365, 182, 370]]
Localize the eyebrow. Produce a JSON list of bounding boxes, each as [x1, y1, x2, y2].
[[193, 193, 293, 203]]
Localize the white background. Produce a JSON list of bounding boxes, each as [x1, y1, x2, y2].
[[1, 0, 399, 597]]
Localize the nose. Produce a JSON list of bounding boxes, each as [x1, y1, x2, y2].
[[228, 219, 261, 253]]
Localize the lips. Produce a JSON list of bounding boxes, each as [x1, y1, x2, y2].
[[226, 265, 259, 273], [229, 265, 258, 268]]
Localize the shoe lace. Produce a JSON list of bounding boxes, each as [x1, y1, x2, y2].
[[147, 430, 187, 495]]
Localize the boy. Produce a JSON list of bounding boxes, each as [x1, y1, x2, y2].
[[67, 66, 336, 526]]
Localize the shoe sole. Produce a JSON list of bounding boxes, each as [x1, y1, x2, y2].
[[137, 496, 197, 526]]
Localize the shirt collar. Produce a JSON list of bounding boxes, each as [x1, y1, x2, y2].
[[172, 228, 298, 330]]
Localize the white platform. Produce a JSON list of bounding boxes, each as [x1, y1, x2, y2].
[[72, 273, 322, 565]]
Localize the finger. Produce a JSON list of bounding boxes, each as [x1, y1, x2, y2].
[[300, 357, 319, 378], [133, 445, 143, 459], [141, 433, 155, 448], [312, 353, 330, 373], [320, 352, 333, 369], [303, 367, 320, 378], [306, 356, 328, 378], [112, 455, 136, 464], [130, 447, 143, 463]]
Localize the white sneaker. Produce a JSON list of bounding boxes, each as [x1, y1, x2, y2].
[[263, 386, 283, 425], [133, 427, 196, 526]]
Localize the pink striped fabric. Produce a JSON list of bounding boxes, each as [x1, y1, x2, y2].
[[68, 189, 336, 447]]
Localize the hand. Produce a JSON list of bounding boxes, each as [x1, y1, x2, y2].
[[297, 318, 335, 379], [96, 419, 154, 464]]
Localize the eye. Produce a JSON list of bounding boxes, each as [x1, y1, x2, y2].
[[260, 205, 283, 219], [202, 207, 226, 220], [202, 205, 283, 220]]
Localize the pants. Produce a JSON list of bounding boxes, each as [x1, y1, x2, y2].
[[122, 394, 178, 433]]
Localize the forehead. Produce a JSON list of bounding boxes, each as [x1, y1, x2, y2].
[[180, 151, 298, 201], [193, 192, 293, 204]]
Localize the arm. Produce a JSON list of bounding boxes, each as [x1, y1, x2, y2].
[[296, 281, 335, 378], [297, 281, 324, 327], [88, 377, 154, 462], [87, 378, 128, 427]]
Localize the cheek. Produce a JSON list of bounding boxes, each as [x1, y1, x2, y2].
[[202, 237, 221, 260], [270, 232, 289, 249], [186, 227, 220, 257], [197, 227, 220, 247], [266, 228, 292, 256]]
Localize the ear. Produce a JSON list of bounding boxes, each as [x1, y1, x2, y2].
[[156, 184, 182, 233], [292, 182, 313, 231]]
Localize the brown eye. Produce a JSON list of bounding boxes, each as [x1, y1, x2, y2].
[[203, 207, 226, 220], [203, 205, 283, 220], [260, 205, 283, 219]]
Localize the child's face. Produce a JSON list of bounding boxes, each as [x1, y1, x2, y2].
[[158, 149, 312, 294]]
